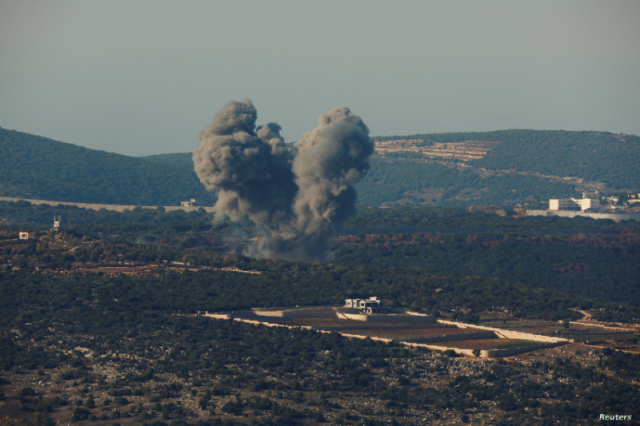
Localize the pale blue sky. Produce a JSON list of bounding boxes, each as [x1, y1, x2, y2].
[[1, 1, 639, 156]]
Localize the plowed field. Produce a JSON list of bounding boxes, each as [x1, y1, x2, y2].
[[292, 318, 446, 328], [337, 327, 484, 340]]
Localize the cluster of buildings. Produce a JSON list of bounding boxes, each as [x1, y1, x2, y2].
[[549, 191, 640, 212], [528, 191, 640, 222], [549, 192, 601, 212]]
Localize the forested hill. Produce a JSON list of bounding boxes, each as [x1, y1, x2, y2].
[[375, 129, 640, 189], [144, 129, 640, 207], [0, 127, 216, 205], [142, 152, 194, 170], [2, 127, 638, 207]]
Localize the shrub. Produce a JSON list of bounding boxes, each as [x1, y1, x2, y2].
[[71, 407, 90, 421], [21, 387, 36, 396]]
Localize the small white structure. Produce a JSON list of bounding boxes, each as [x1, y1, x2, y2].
[[19, 232, 31, 240], [345, 298, 360, 308], [181, 198, 197, 207], [345, 297, 387, 314], [549, 192, 600, 212], [53, 216, 61, 230]]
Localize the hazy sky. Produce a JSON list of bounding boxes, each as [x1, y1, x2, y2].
[[1, 1, 639, 156]]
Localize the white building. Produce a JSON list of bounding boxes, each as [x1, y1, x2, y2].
[[549, 192, 600, 212], [19, 232, 31, 240], [345, 297, 387, 314], [181, 198, 197, 207]]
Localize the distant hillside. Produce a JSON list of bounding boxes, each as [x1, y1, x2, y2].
[[142, 152, 195, 170], [366, 129, 639, 206], [357, 157, 580, 207], [142, 152, 583, 207], [375, 130, 640, 189], [0, 127, 216, 205], [144, 129, 639, 207], [141, 152, 194, 169], [2, 127, 637, 207]]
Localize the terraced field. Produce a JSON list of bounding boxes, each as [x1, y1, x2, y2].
[[481, 319, 638, 338], [291, 318, 447, 328], [336, 327, 483, 341], [374, 139, 499, 161], [250, 315, 568, 355]]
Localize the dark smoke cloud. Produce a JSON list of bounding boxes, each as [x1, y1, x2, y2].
[[193, 99, 373, 261]]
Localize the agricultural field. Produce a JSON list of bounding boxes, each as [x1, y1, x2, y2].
[[331, 327, 483, 341], [374, 140, 498, 162], [290, 318, 447, 329], [479, 318, 637, 335], [230, 313, 560, 355]]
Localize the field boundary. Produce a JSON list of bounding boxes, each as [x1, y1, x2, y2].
[[0, 196, 215, 213], [436, 319, 571, 343], [403, 331, 497, 344]]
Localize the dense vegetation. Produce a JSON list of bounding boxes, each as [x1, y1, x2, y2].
[[334, 230, 640, 307], [2, 201, 639, 312], [142, 153, 195, 170], [348, 206, 635, 229], [0, 127, 216, 205], [0, 200, 213, 227], [0, 239, 597, 321], [355, 157, 581, 207], [5, 200, 635, 231]]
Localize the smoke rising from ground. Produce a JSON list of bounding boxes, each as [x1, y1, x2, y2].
[[193, 99, 374, 261]]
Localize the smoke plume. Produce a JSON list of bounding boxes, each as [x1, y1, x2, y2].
[[193, 99, 373, 261]]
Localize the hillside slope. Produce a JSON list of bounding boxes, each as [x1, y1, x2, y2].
[[0, 127, 216, 205], [142, 152, 195, 170], [376, 130, 640, 189], [357, 157, 580, 207], [142, 152, 583, 207], [145, 129, 639, 207], [2, 127, 637, 207]]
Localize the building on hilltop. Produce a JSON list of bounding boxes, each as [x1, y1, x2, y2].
[[345, 297, 387, 314], [181, 198, 197, 207], [526, 190, 640, 222], [549, 192, 600, 212]]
